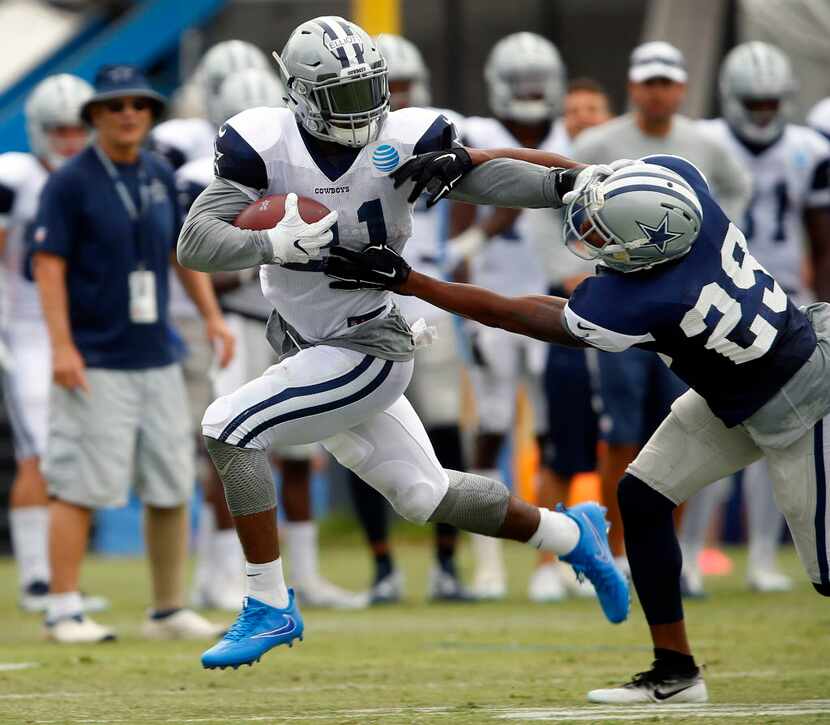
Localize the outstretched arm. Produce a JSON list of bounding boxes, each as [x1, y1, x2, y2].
[[402, 271, 582, 346], [466, 146, 583, 170]]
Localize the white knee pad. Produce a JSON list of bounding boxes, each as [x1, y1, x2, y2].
[[323, 397, 449, 524]]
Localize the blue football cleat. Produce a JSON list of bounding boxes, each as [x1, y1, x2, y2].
[[201, 589, 303, 670], [557, 503, 630, 624]]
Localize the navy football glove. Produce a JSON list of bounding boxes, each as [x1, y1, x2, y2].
[[324, 245, 411, 291], [391, 147, 473, 207]]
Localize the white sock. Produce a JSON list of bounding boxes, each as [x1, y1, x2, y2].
[[470, 533, 505, 575], [9, 506, 50, 588], [282, 521, 318, 584], [192, 503, 215, 592], [528, 508, 580, 555], [245, 559, 289, 608], [213, 528, 244, 575], [47, 591, 83, 622]]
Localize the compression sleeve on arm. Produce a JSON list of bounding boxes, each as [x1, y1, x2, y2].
[[177, 177, 273, 272], [449, 158, 560, 208]]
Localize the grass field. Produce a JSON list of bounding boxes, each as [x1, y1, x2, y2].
[[1, 536, 829, 725]]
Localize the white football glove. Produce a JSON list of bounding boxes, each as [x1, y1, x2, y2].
[[266, 192, 338, 265], [445, 226, 487, 268], [561, 158, 639, 205]]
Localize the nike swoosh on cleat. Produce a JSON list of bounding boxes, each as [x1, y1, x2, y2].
[[250, 615, 297, 639], [653, 683, 697, 701], [293, 239, 310, 256], [582, 512, 612, 564]]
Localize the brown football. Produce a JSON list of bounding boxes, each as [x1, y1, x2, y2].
[[233, 194, 332, 230]]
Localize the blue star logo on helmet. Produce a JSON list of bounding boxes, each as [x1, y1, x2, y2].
[[635, 213, 683, 253], [372, 144, 400, 172]]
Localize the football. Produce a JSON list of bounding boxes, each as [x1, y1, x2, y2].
[[233, 194, 332, 230]]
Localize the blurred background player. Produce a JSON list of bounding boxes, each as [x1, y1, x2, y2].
[[34, 65, 231, 642], [153, 40, 272, 610], [453, 32, 564, 600], [571, 41, 752, 572], [152, 40, 270, 171], [177, 67, 365, 610], [345, 32, 472, 603], [532, 77, 613, 603], [0, 74, 107, 614], [681, 42, 830, 595], [808, 97, 830, 142]]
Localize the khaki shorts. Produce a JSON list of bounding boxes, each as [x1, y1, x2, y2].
[[45, 364, 194, 509], [629, 388, 830, 586]]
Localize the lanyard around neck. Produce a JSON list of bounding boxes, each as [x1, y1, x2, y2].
[[93, 144, 149, 222]]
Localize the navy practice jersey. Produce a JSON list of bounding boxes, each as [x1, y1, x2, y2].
[[563, 154, 818, 427]]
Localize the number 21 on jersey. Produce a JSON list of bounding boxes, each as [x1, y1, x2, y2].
[[680, 224, 787, 364], [329, 198, 387, 246]]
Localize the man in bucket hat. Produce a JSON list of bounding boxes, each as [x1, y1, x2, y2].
[[33, 65, 234, 643]]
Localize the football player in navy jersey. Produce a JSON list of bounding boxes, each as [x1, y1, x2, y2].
[[324, 147, 830, 704]]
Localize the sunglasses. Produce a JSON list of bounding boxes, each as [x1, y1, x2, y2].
[[104, 98, 150, 113]]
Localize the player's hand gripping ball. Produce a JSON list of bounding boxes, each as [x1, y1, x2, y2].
[[234, 192, 338, 265]]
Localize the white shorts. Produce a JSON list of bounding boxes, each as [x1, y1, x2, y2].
[[202, 345, 448, 523], [3, 319, 51, 460], [212, 313, 318, 460], [45, 365, 194, 509], [406, 316, 462, 428], [469, 324, 548, 435], [629, 388, 830, 587]]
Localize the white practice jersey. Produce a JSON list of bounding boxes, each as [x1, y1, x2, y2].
[[398, 107, 464, 325], [462, 117, 551, 297], [151, 117, 216, 170], [0, 152, 49, 324], [215, 105, 459, 343], [699, 119, 830, 298]]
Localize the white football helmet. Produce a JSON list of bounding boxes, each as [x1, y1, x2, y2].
[[375, 33, 430, 109], [213, 68, 286, 127], [720, 41, 797, 145], [196, 40, 270, 128], [485, 32, 565, 123], [564, 162, 703, 273], [273, 16, 389, 148], [25, 74, 93, 169]]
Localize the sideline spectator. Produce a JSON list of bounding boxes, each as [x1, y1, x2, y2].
[[33, 65, 234, 643]]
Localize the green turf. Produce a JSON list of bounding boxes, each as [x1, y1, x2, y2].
[[1, 541, 829, 724]]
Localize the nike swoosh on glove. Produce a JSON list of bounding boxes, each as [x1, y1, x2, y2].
[[390, 147, 473, 208], [267, 192, 338, 265], [323, 245, 411, 291]]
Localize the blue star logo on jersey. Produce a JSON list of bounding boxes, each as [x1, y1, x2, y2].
[[372, 144, 400, 172], [635, 213, 684, 252]]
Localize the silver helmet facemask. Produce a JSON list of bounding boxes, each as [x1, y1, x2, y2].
[[564, 163, 703, 273], [274, 17, 389, 148]]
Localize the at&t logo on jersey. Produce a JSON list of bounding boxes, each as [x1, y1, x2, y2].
[[371, 144, 400, 174]]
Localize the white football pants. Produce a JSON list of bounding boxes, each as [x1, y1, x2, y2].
[[202, 344, 449, 523]]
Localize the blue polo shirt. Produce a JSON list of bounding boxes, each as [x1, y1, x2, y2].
[[35, 146, 183, 369]]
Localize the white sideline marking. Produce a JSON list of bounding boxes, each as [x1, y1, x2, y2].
[[0, 662, 38, 671], [27, 701, 830, 724], [494, 702, 830, 721]]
